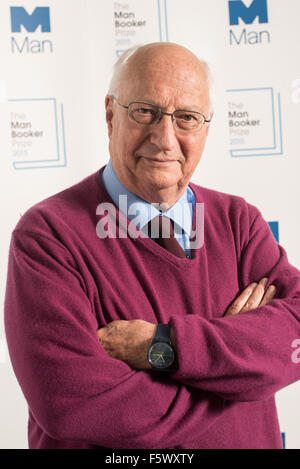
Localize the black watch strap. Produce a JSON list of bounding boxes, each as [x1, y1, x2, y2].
[[154, 324, 171, 343]]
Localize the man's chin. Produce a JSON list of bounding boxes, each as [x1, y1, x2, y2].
[[141, 172, 180, 192]]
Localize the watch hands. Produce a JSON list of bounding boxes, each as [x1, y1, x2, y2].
[[152, 353, 166, 363]]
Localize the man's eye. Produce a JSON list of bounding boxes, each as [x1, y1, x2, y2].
[[137, 108, 154, 114], [178, 114, 196, 121]]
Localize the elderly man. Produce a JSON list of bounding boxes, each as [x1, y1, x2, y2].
[[4, 42, 300, 449]]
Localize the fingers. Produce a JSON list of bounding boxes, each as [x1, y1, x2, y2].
[[225, 282, 258, 316], [259, 284, 277, 306], [225, 277, 277, 316], [239, 277, 268, 313]]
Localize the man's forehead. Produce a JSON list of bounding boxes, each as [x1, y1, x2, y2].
[[130, 58, 205, 85], [131, 90, 207, 109], [119, 71, 209, 111]]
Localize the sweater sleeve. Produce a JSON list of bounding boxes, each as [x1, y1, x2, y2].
[[4, 229, 229, 448], [169, 203, 300, 402]]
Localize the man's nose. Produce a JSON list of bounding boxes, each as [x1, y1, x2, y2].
[[149, 114, 178, 150]]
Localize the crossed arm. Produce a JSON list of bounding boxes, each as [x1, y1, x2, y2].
[[97, 277, 277, 370], [5, 202, 300, 446]]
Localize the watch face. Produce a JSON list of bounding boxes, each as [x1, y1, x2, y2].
[[148, 342, 175, 369]]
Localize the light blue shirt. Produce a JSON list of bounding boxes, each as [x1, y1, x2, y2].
[[101, 160, 195, 257]]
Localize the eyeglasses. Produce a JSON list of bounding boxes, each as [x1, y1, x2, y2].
[[111, 96, 211, 134]]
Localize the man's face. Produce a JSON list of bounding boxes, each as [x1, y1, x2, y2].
[[106, 49, 211, 204]]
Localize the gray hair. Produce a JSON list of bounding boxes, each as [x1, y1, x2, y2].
[[108, 44, 215, 116]]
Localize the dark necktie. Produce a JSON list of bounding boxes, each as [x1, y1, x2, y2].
[[147, 215, 188, 258]]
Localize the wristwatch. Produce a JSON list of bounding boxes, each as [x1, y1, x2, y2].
[[147, 324, 176, 371]]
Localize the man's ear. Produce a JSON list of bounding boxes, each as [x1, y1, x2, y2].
[[105, 95, 114, 138], [205, 112, 214, 137]]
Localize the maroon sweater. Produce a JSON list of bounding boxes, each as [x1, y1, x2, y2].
[[4, 167, 300, 449]]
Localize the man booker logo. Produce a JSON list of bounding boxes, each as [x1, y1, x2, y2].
[[229, 0, 268, 25], [228, 0, 270, 46], [10, 6, 53, 54]]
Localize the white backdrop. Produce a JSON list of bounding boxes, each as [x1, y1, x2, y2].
[[1, 0, 300, 449]]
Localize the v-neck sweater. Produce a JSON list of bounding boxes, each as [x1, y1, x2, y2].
[[4, 166, 300, 449]]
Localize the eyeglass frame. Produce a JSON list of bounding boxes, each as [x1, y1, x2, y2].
[[110, 95, 212, 133]]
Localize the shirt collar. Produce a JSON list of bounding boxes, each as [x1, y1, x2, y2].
[[101, 159, 194, 236]]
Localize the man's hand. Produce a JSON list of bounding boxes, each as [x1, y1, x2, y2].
[[225, 277, 277, 316], [97, 319, 156, 370]]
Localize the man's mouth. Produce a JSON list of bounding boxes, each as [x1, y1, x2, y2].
[[140, 156, 178, 165]]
